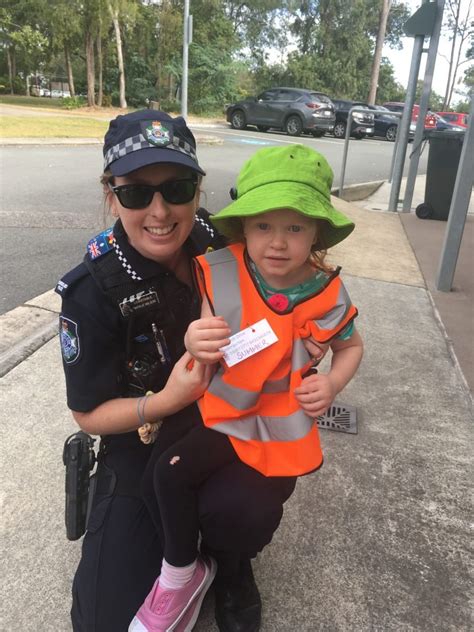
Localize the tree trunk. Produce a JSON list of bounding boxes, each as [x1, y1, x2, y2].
[[86, 30, 95, 107], [64, 44, 76, 98], [7, 47, 14, 95], [367, 0, 392, 104], [108, 2, 127, 109], [443, 0, 460, 110], [96, 33, 103, 107], [446, 30, 465, 108]]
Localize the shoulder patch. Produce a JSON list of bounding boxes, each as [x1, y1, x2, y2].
[[59, 316, 80, 364], [55, 263, 89, 296], [87, 227, 115, 260]]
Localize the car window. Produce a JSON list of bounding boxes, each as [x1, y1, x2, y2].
[[258, 90, 277, 101], [276, 90, 296, 101], [385, 104, 404, 112], [310, 92, 332, 104]]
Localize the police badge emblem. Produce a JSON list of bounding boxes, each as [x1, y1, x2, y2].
[[60, 316, 80, 364], [143, 120, 171, 146]]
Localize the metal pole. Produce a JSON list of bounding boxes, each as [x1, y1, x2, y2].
[[435, 96, 474, 291], [382, 110, 403, 182], [338, 107, 373, 197], [181, 0, 190, 119], [388, 33, 424, 211], [402, 0, 445, 213]]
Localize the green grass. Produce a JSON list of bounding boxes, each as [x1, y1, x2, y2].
[[0, 94, 66, 108], [0, 116, 108, 138]]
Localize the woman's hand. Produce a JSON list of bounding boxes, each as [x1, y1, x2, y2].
[[161, 351, 214, 414], [185, 316, 231, 364], [294, 372, 337, 418]]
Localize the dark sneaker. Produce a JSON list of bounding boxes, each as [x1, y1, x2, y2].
[[214, 558, 262, 632]]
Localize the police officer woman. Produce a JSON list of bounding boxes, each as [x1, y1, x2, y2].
[[57, 110, 304, 632]]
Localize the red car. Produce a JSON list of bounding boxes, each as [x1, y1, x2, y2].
[[383, 102, 437, 131], [436, 112, 469, 128]]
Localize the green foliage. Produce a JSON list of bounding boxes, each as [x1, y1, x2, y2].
[[376, 58, 406, 103], [61, 95, 87, 109], [126, 77, 158, 108], [0, 0, 469, 115]]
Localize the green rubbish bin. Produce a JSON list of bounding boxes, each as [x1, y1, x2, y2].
[[415, 130, 465, 220]]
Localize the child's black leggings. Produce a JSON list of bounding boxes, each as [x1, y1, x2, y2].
[[148, 423, 240, 567]]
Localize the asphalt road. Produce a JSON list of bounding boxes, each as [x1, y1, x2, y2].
[[0, 128, 427, 314]]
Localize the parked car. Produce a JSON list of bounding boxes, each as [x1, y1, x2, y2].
[[431, 113, 466, 132], [436, 111, 469, 128], [365, 105, 400, 141], [51, 89, 71, 98], [225, 87, 335, 137], [330, 99, 374, 139], [383, 102, 437, 136]]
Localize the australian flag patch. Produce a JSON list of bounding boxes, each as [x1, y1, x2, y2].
[[87, 227, 115, 260]]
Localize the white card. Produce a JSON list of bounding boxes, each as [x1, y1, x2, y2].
[[220, 318, 278, 367]]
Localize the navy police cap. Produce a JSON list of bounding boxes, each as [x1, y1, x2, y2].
[[103, 109, 205, 177]]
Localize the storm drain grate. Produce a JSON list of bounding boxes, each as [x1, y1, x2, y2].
[[316, 403, 358, 434]]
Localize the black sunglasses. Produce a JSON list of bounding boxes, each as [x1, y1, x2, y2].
[[109, 177, 198, 209]]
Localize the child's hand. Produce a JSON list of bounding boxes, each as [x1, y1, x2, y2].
[[294, 372, 337, 418], [302, 337, 330, 363], [185, 316, 231, 364]]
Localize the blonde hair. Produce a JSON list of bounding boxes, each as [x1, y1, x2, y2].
[[229, 217, 334, 274]]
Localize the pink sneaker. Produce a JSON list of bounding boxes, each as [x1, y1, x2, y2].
[[129, 556, 217, 632]]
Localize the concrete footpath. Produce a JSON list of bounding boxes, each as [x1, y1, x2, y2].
[[1, 180, 473, 631]]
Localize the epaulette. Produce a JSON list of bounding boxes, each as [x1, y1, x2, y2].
[[193, 208, 227, 252], [55, 263, 89, 296], [86, 227, 115, 260]]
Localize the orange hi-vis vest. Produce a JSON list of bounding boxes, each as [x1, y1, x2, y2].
[[194, 243, 358, 477]]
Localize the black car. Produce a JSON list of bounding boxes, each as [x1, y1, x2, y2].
[[331, 99, 374, 139], [225, 87, 335, 137], [365, 105, 399, 141]]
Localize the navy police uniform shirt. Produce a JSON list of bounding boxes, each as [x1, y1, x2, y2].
[[56, 211, 223, 412]]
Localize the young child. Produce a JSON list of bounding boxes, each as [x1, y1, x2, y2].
[[131, 144, 363, 632]]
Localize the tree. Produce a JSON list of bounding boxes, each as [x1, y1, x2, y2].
[[9, 25, 48, 94], [441, 0, 473, 109], [281, 0, 409, 100], [368, 0, 393, 104], [107, 0, 127, 109], [47, 0, 82, 98]]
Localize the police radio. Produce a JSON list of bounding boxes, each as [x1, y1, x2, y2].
[[63, 431, 96, 541]]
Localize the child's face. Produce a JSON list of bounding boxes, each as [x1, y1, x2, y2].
[[243, 209, 318, 288]]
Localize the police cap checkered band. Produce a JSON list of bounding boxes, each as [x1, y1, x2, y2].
[[103, 109, 205, 177]]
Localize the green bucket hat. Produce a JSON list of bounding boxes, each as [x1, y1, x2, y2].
[[210, 144, 354, 249]]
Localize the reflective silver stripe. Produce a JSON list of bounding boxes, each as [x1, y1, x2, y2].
[[207, 368, 292, 410], [208, 367, 259, 410], [261, 373, 290, 393], [314, 283, 351, 331], [292, 338, 310, 371], [204, 248, 242, 334], [212, 409, 314, 442]]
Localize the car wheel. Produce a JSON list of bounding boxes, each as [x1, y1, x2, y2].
[[415, 203, 434, 220], [354, 133, 365, 140], [385, 125, 397, 142], [333, 122, 346, 138], [256, 125, 269, 132], [311, 131, 324, 137], [285, 115, 303, 136], [231, 110, 247, 130]]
